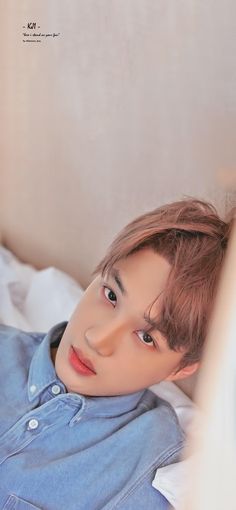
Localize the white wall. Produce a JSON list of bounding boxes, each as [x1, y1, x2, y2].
[[1, 1, 236, 287]]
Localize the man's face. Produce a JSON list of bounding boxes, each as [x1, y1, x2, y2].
[[54, 248, 186, 396]]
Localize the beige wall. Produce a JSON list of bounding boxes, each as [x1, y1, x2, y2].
[[1, 1, 236, 288]]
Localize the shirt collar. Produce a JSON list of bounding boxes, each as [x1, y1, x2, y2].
[[28, 322, 146, 418], [81, 389, 146, 419], [28, 322, 68, 402]]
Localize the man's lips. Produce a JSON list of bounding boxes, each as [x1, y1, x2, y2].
[[69, 346, 96, 375]]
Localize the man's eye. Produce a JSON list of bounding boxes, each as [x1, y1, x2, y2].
[[103, 286, 117, 306], [136, 330, 155, 347]]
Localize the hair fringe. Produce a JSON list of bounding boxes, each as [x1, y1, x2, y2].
[[93, 198, 235, 367]]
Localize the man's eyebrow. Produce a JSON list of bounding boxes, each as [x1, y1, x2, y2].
[[109, 267, 162, 332], [143, 314, 161, 330], [109, 268, 127, 295]]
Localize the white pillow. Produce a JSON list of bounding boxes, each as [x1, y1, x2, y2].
[[0, 246, 83, 331]]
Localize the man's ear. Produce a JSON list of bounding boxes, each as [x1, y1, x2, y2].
[[164, 361, 200, 382]]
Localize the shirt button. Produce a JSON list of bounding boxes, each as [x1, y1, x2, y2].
[[28, 419, 39, 430], [51, 384, 61, 395], [30, 384, 37, 394]]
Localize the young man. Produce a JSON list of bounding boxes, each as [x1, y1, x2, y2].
[[0, 199, 232, 510]]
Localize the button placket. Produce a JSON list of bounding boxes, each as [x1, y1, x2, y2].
[[0, 398, 74, 466]]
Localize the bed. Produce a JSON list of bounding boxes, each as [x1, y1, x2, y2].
[[1, 198, 235, 510]]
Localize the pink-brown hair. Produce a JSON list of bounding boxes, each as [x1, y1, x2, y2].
[[93, 198, 234, 368]]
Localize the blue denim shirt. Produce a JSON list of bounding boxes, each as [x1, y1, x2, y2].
[[0, 323, 185, 510]]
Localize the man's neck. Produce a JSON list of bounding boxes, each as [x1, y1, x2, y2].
[[50, 346, 58, 366]]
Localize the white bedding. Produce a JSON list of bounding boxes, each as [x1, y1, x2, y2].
[[0, 245, 198, 508]]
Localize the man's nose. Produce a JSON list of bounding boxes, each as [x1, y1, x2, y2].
[[84, 320, 125, 356]]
